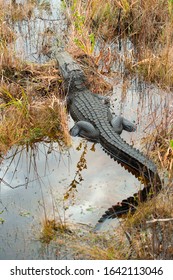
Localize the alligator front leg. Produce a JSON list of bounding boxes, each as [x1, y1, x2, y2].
[[70, 121, 100, 142], [111, 116, 136, 134], [95, 94, 136, 134]]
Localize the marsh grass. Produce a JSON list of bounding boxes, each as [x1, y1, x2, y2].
[[65, 0, 173, 88], [142, 112, 173, 180], [122, 183, 173, 259], [0, 92, 71, 155], [0, 1, 71, 155], [0, 2, 71, 156], [0, 0, 172, 260], [39, 217, 131, 259], [70, 229, 131, 260], [8, 0, 50, 22], [122, 110, 173, 259], [40, 218, 71, 244]]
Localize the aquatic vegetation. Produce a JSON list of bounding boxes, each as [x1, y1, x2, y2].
[[0, 210, 5, 224], [40, 218, 70, 244], [64, 141, 88, 201]]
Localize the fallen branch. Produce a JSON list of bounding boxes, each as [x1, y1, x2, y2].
[[146, 218, 173, 224]]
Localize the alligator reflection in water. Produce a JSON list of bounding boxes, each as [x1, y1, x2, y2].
[[0, 138, 140, 259], [0, 81, 171, 259]]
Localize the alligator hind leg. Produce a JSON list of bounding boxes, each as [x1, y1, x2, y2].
[[111, 116, 136, 134], [122, 117, 136, 132], [70, 121, 100, 142]]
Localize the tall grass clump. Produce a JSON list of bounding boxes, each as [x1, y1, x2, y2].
[[63, 0, 96, 55], [64, 0, 173, 88], [0, 1, 71, 157], [0, 87, 71, 156], [0, 58, 71, 156]]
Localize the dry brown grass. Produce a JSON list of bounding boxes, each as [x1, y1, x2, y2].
[[142, 114, 173, 180], [40, 218, 70, 244], [0, 0, 71, 156], [0, 93, 71, 155], [66, 0, 173, 88], [121, 181, 173, 259], [123, 108, 173, 259], [38, 217, 131, 259], [0, 0, 172, 260], [38, 184, 173, 259], [7, 0, 38, 22]]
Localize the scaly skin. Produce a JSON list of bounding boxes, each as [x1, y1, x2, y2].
[[55, 51, 162, 224]]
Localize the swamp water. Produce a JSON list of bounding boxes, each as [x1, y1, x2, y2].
[[0, 0, 172, 259]]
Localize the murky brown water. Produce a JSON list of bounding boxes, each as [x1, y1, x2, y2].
[[0, 0, 172, 259]]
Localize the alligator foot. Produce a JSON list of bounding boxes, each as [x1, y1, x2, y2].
[[70, 120, 100, 142], [111, 116, 136, 134]]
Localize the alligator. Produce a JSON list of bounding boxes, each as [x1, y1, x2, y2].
[[54, 50, 162, 225]]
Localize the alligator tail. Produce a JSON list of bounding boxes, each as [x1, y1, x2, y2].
[[101, 143, 156, 185], [97, 139, 162, 226], [97, 176, 162, 224]]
